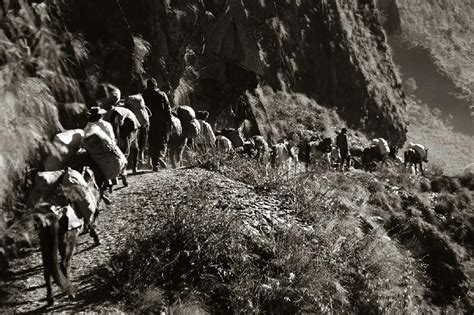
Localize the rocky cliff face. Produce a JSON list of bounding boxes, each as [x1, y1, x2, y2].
[[57, 0, 408, 145]]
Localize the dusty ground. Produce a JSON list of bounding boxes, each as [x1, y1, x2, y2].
[[0, 167, 303, 313]]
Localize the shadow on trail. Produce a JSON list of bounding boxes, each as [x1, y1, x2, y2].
[[20, 269, 112, 314], [11, 265, 42, 281]]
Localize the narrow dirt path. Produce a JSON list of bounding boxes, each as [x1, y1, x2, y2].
[[1, 168, 301, 313], [1, 170, 170, 313]]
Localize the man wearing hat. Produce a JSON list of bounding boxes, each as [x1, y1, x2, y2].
[[336, 127, 350, 171], [84, 106, 116, 142]]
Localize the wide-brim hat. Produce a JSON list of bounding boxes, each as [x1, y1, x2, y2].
[[88, 106, 107, 116]]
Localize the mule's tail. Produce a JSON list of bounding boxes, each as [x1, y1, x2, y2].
[[38, 213, 76, 298]]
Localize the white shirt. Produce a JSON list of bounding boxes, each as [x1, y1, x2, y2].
[[84, 119, 116, 143]]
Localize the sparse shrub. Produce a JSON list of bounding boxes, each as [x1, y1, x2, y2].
[[368, 180, 385, 193], [434, 193, 458, 216], [431, 176, 462, 193], [459, 172, 474, 190], [419, 178, 431, 192]]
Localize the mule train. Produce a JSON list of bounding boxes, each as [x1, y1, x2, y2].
[[28, 81, 429, 306]]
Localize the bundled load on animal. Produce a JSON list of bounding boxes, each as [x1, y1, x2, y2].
[[184, 119, 201, 139], [197, 120, 216, 148], [176, 105, 196, 122], [377, 138, 390, 156], [221, 128, 245, 148], [27, 168, 97, 227], [83, 126, 127, 180], [44, 129, 85, 171], [408, 142, 427, 160], [61, 168, 98, 224], [170, 115, 183, 137], [176, 106, 200, 139], [216, 135, 233, 153], [124, 94, 150, 127]]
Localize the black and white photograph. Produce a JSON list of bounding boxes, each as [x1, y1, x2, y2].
[[0, 0, 472, 313]]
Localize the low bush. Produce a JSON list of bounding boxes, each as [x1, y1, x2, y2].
[[431, 176, 462, 193]]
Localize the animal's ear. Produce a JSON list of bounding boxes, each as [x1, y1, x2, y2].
[[426, 148, 429, 152]]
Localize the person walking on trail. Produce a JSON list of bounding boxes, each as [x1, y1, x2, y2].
[[143, 78, 173, 171], [336, 128, 350, 171]]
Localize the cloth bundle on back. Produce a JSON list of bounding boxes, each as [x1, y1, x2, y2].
[[83, 126, 127, 180], [124, 94, 150, 128], [377, 138, 390, 156]]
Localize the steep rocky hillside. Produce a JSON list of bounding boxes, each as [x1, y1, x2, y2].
[[0, 0, 409, 215], [376, 0, 473, 134], [56, 0, 407, 144]]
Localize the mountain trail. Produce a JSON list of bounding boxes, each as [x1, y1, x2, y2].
[[1, 167, 301, 313]]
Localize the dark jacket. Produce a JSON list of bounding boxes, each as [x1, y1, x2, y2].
[[143, 87, 172, 131], [336, 132, 349, 155]]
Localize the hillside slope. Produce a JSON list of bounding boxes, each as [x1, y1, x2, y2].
[[1, 164, 472, 313], [377, 0, 473, 134]]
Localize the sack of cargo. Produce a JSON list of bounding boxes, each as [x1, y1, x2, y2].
[[83, 129, 127, 180], [183, 118, 201, 139], [170, 115, 182, 136], [199, 120, 216, 147], [27, 170, 65, 208], [409, 143, 427, 160], [221, 128, 245, 148], [176, 106, 196, 123], [61, 168, 97, 223], [370, 138, 380, 146], [44, 129, 84, 171], [124, 94, 150, 127], [378, 138, 390, 156]]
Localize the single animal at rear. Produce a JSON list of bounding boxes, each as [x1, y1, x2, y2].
[[30, 167, 102, 305], [404, 145, 429, 175]]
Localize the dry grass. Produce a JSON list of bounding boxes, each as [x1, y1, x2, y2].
[[100, 158, 441, 313]]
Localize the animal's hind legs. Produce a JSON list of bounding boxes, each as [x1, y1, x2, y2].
[[44, 269, 54, 306], [88, 224, 100, 245]]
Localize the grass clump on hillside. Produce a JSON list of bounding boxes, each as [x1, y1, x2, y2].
[[255, 85, 344, 142]]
